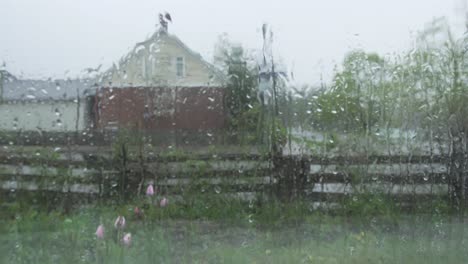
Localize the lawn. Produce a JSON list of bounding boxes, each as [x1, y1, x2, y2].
[[1, 200, 467, 264]]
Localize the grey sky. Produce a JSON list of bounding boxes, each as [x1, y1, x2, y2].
[[1, 0, 466, 86]]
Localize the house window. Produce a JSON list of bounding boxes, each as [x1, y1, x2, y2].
[[176, 57, 184, 77]]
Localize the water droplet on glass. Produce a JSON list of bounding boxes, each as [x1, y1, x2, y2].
[[214, 186, 221, 194], [248, 214, 254, 224]]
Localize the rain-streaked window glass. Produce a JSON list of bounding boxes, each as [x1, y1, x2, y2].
[[1, 0, 468, 263]]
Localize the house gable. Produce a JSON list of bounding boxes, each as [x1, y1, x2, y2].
[[102, 32, 225, 88]]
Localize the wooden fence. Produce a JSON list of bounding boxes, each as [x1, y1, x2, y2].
[[0, 146, 454, 208]]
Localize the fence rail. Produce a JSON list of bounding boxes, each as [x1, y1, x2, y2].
[[0, 145, 455, 208]]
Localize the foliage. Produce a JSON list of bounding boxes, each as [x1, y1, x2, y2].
[[312, 51, 386, 133], [214, 34, 259, 121]]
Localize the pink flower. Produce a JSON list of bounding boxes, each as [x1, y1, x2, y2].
[[146, 184, 155, 196], [95, 224, 105, 239], [114, 215, 126, 229], [122, 233, 132, 247], [160, 197, 168, 207]]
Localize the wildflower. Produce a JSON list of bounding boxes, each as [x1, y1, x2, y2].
[[95, 224, 105, 239], [122, 233, 132, 247], [146, 184, 155, 196], [114, 215, 126, 229], [160, 197, 168, 207]]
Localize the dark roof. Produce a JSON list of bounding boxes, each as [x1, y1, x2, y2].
[[1, 71, 96, 101]]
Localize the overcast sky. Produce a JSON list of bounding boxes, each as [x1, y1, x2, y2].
[[1, 0, 466, 86]]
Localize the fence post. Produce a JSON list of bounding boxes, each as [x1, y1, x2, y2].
[[274, 156, 309, 201]]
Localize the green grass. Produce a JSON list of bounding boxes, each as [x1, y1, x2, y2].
[[1, 199, 467, 264]]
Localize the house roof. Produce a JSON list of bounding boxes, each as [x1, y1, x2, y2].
[[1, 71, 96, 101]]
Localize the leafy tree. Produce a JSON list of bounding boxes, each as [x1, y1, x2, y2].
[[313, 51, 385, 133], [213, 34, 260, 142]]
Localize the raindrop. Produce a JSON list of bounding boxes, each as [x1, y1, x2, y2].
[[41, 89, 48, 94], [423, 175, 429, 181], [331, 110, 337, 114], [306, 110, 312, 114], [26, 94, 36, 99], [247, 214, 254, 223], [56, 119, 63, 127], [208, 97, 215, 102], [214, 186, 221, 194], [316, 108, 322, 113], [56, 83, 61, 91], [55, 108, 61, 116], [109, 95, 115, 100]]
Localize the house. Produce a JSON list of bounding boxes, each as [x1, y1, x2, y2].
[[0, 70, 94, 132], [0, 22, 227, 136], [95, 24, 226, 132]]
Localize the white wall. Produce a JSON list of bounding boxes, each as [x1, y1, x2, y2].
[[0, 101, 87, 132]]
